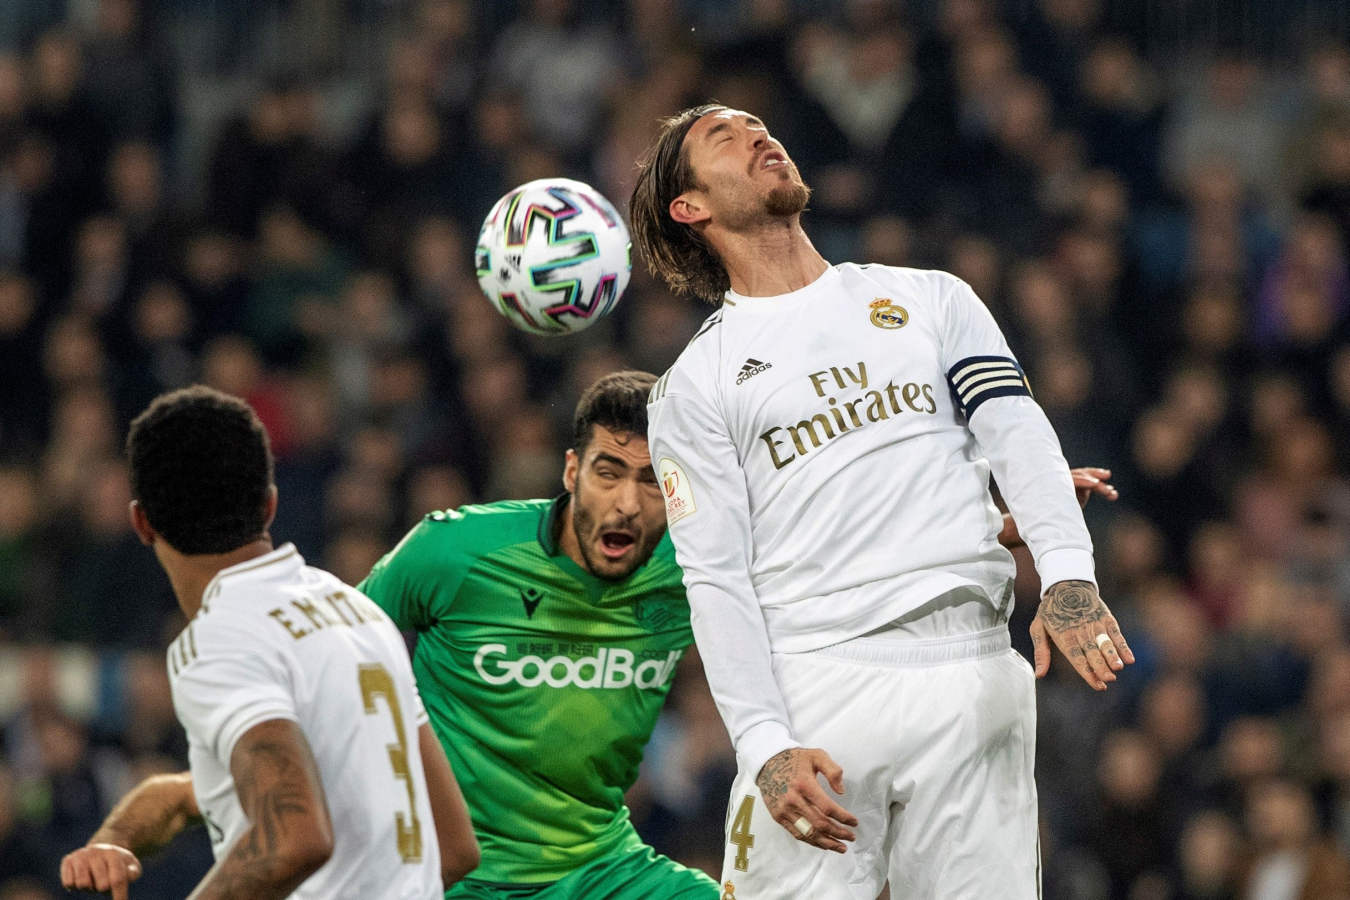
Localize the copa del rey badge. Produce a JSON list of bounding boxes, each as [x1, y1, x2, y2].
[[658, 458, 697, 525]]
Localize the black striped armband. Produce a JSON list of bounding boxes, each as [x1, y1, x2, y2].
[[946, 355, 1032, 418]]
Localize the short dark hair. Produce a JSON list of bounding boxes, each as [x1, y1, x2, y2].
[[572, 370, 658, 452], [629, 103, 730, 303], [127, 385, 274, 554]]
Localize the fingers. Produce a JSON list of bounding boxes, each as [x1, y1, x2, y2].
[[61, 846, 141, 897], [61, 852, 88, 890], [776, 793, 856, 853], [1095, 630, 1124, 671], [1066, 641, 1108, 691], [1030, 616, 1050, 677], [90, 852, 113, 893], [1106, 615, 1135, 664], [1071, 469, 1118, 506], [1081, 640, 1116, 687]]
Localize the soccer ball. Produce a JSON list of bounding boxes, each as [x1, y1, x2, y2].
[[474, 178, 631, 336]]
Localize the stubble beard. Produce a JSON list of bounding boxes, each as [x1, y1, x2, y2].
[[765, 178, 811, 217], [570, 489, 657, 582]]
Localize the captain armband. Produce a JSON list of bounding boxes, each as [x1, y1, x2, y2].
[[946, 355, 1032, 419]]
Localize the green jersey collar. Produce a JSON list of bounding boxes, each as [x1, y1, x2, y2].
[[538, 492, 570, 556]]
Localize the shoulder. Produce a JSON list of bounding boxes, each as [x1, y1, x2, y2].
[[644, 533, 684, 582], [403, 498, 550, 558], [651, 306, 726, 403], [837, 262, 964, 295], [166, 601, 281, 683]]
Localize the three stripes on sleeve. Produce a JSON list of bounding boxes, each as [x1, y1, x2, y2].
[[945, 356, 1032, 419]]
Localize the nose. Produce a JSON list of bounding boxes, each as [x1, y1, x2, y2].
[[613, 477, 642, 518]]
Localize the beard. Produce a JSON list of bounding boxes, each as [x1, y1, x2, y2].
[[765, 178, 811, 217], [571, 491, 661, 582]]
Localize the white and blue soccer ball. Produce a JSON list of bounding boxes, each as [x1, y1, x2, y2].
[[474, 177, 631, 336]]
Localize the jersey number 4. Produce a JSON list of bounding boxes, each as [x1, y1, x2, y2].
[[359, 663, 423, 863], [729, 794, 755, 871]]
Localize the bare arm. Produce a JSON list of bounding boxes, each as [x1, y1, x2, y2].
[[60, 772, 200, 899], [188, 719, 335, 900], [417, 723, 479, 885]]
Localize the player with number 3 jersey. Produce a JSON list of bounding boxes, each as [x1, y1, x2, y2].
[[60, 386, 479, 899]]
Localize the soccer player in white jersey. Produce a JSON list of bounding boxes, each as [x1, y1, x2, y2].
[[59, 386, 479, 899], [630, 105, 1136, 898]]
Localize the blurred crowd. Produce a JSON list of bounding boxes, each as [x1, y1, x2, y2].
[[1, 0, 1349, 897]]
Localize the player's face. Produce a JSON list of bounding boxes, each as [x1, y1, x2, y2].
[[563, 426, 666, 581], [677, 108, 809, 228]]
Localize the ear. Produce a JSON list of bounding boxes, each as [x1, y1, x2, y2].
[[563, 449, 579, 493], [262, 485, 278, 530], [129, 500, 156, 547], [669, 192, 710, 227]]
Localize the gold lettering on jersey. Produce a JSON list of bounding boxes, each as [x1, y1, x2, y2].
[[268, 592, 374, 641], [761, 361, 937, 469], [808, 362, 868, 397], [327, 590, 370, 625], [292, 596, 339, 630], [268, 608, 311, 640], [324, 592, 354, 625]]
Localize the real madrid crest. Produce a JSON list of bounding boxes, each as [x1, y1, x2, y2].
[[869, 297, 908, 330]]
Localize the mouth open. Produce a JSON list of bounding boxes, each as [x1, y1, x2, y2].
[[760, 150, 787, 171], [599, 531, 636, 559]]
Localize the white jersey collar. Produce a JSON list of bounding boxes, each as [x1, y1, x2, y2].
[[201, 543, 303, 604], [724, 263, 839, 309]]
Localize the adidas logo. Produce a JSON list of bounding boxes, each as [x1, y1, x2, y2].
[[736, 358, 772, 384]]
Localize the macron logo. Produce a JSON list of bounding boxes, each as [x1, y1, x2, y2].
[[736, 358, 772, 385]]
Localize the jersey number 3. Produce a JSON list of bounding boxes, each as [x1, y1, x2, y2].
[[359, 663, 423, 862]]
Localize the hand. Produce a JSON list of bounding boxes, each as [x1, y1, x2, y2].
[[61, 843, 142, 899], [1030, 580, 1135, 691], [755, 747, 858, 854], [1070, 467, 1118, 508]]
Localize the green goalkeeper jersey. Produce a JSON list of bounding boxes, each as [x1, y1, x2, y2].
[[359, 497, 693, 886]]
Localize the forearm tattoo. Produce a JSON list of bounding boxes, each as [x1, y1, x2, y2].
[[190, 739, 318, 900]]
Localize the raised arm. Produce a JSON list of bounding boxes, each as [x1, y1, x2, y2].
[[60, 771, 200, 899], [188, 718, 335, 900], [417, 723, 479, 885]]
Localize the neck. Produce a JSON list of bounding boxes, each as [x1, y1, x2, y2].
[[555, 496, 588, 572], [159, 537, 276, 619], [712, 217, 828, 297]]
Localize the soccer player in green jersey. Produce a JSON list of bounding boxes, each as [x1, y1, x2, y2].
[[358, 370, 720, 899]]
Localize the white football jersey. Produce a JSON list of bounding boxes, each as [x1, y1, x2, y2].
[[168, 544, 441, 899], [647, 263, 1096, 772]]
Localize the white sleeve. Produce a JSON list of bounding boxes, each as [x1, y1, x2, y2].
[[939, 276, 1096, 589], [648, 374, 801, 776], [171, 616, 299, 764]]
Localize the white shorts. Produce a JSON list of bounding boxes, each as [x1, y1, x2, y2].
[[717, 626, 1039, 900]]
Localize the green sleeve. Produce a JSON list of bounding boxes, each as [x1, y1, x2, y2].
[[358, 515, 463, 631]]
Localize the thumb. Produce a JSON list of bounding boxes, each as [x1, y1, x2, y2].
[[129, 857, 143, 879], [817, 751, 846, 794], [1030, 616, 1050, 678]]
